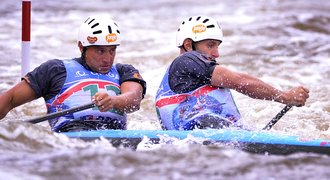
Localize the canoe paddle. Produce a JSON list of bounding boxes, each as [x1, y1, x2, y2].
[[262, 105, 292, 130], [26, 103, 96, 124], [26, 102, 292, 130]]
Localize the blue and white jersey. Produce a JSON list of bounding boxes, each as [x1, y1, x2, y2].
[[155, 51, 241, 130], [46, 59, 126, 131]]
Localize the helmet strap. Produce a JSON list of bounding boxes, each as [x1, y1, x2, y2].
[[81, 47, 87, 62], [81, 47, 93, 71], [191, 41, 196, 51]]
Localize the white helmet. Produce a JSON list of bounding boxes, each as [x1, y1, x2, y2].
[[176, 15, 223, 47], [78, 15, 121, 47]]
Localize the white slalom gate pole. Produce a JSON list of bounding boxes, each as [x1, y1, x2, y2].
[[21, 0, 31, 77]]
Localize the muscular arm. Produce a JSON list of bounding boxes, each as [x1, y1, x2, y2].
[[210, 65, 309, 106], [114, 81, 144, 112], [0, 80, 37, 119], [93, 81, 144, 113]]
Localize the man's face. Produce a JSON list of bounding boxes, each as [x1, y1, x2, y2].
[[195, 39, 221, 60], [85, 45, 117, 74]]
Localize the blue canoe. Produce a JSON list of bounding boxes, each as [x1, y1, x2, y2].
[[63, 129, 330, 155]]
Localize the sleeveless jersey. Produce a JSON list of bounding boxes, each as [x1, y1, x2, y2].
[[46, 59, 126, 131], [155, 68, 241, 130]]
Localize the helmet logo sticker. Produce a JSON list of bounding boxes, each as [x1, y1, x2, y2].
[[87, 36, 98, 44], [192, 24, 206, 33], [106, 33, 117, 43]]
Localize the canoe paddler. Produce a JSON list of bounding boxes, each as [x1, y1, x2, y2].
[[155, 15, 309, 130], [0, 15, 146, 132]]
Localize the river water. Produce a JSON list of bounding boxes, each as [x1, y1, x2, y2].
[[0, 0, 330, 179]]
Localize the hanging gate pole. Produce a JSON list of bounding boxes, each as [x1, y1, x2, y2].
[[21, 0, 31, 77]]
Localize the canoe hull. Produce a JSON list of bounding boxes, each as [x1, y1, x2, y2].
[[63, 129, 330, 155]]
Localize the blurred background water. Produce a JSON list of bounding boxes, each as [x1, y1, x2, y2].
[[0, 0, 329, 179]]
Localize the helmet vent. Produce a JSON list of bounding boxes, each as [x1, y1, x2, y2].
[[88, 18, 95, 25], [91, 23, 99, 28], [108, 26, 112, 33], [196, 16, 201, 21], [189, 17, 192, 21], [117, 30, 120, 34], [203, 19, 209, 23], [207, 25, 215, 28], [84, 17, 90, 23], [93, 30, 102, 34]]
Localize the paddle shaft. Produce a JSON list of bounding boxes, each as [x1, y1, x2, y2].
[[263, 105, 292, 130], [26, 102, 291, 130], [27, 103, 96, 124]]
